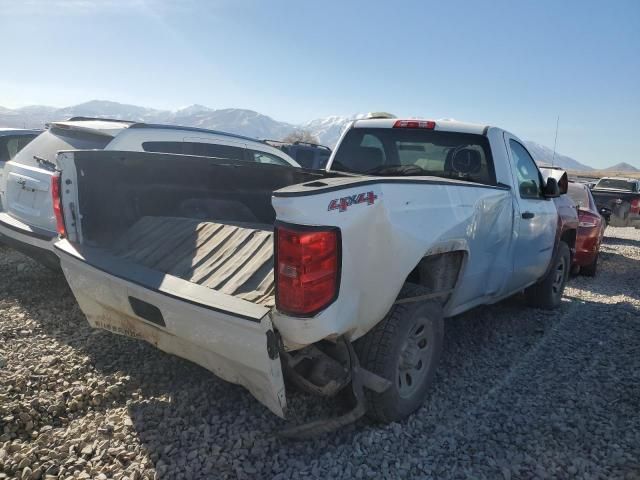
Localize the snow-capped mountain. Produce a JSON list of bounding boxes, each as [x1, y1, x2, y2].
[[0, 100, 594, 170], [0, 101, 298, 141], [170, 107, 297, 140], [54, 100, 167, 122], [302, 114, 364, 147]]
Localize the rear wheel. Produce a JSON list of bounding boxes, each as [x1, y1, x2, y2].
[[354, 283, 444, 423], [525, 241, 570, 309], [580, 252, 598, 277]]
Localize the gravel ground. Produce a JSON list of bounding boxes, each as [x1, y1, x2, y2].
[[1, 227, 639, 480]]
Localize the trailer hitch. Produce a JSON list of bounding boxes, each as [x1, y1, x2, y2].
[[278, 337, 390, 439]]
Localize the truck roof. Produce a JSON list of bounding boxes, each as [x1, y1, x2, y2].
[[351, 118, 489, 135]]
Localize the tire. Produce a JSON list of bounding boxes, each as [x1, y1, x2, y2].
[[354, 283, 444, 423], [580, 252, 598, 277], [525, 241, 570, 309]]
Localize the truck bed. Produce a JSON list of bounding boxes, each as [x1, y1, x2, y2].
[[108, 216, 275, 306]]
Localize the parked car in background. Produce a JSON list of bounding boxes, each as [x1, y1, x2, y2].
[[266, 140, 332, 169], [567, 182, 605, 276], [590, 177, 640, 228], [53, 118, 573, 434], [0, 128, 40, 165], [0, 117, 298, 268], [540, 166, 579, 263], [0, 128, 40, 205]]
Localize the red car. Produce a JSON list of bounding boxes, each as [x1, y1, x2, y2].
[[567, 182, 606, 276]]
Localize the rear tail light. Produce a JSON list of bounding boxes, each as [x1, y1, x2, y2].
[[275, 224, 340, 316], [393, 120, 436, 129], [631, 198, 640, 214], [578, 211, 599, 228], [51, 174, 66, 236]]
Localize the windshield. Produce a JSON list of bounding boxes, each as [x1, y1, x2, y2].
[[330, 128, 496, 185], [595, 178, 636, 191]]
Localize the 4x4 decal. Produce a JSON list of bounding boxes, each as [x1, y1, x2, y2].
[[328, 191, 378, 212]]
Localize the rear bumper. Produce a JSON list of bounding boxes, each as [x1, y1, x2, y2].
[[608, 213, 640, 228], [574, 248, 597, 267], [573, 227, 600, 267], [55, 240, 287, 417], [0, 212, 59, 269]]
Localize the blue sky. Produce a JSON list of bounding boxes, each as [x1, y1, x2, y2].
[[1, 0, 638, 168]]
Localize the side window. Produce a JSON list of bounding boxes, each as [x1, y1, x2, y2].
[[142, 141, 245, 161], [248, 150, 289, 166], [0, 138, 9, 162], [142, 141, 182, 154], [185, 142, 244, 161], [294, 149, 315, 168], [510, 140, 542, 199]]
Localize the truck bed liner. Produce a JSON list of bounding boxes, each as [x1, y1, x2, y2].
[[109, 216, 275, 306]]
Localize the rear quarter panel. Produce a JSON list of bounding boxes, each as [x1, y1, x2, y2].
[[271, 179, 515, 347]]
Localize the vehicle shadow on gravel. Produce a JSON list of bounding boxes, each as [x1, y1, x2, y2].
[[570, 250, 640, 302], [121, 293, 640, 479], [4, 247, 640, 478], [602, 234, 640, 248]]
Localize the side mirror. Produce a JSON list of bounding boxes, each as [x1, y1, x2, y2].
[[543, 177, 561, 198], [558, 172, 568, 195]]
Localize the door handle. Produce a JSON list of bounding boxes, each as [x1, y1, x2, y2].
[[522, 212, 535, 219]]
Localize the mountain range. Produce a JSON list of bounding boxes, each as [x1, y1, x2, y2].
[[603, 162, 639, 173], [0, 99, 615, 171]]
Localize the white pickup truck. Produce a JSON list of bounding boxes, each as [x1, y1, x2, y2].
[[53, 118, 572, 435]]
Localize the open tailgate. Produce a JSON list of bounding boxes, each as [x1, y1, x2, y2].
[[52, 150, 302, 417], [55, 239, 286, 416]]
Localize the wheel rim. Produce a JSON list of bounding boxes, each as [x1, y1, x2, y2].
[[396, 317, 433, 399], [551, 255, 567, 295]]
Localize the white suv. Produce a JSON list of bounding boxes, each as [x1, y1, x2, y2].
[[0, 117, 298, 268]]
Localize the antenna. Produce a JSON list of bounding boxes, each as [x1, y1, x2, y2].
[[551, 115, 559, 167]]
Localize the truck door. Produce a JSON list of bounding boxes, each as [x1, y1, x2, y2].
[[504, 134, 557, 289]]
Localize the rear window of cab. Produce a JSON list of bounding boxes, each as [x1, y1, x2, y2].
[[595, 179, 637, 191], [330, 128, 496, 186]]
